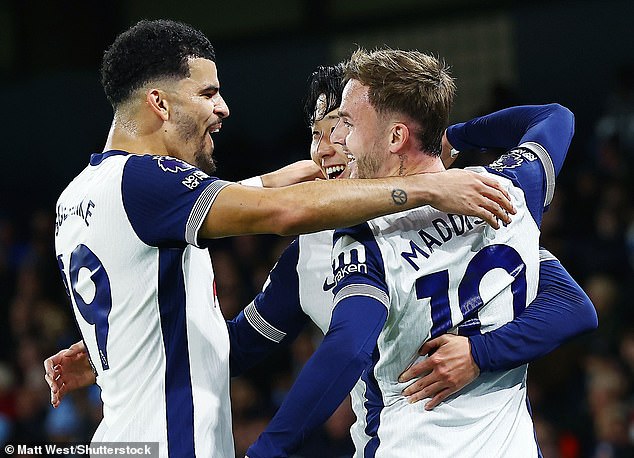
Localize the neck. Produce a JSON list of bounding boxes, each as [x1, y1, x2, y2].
[[103, 113, 169, 156], [386, 149, 445, 177]]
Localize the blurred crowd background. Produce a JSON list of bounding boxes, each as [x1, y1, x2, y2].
[[1, 1, 634, 457]]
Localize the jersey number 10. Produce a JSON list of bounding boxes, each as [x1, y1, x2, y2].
[[416, 244, 527, 338]]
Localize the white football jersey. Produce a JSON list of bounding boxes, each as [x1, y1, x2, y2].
[[54, 151, 234, 458], [332, 161, 548, 457]]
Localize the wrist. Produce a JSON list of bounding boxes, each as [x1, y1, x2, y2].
[[415, 173, 439, 206], [468, 335, 486, 372], [240, 176, 265, 188]]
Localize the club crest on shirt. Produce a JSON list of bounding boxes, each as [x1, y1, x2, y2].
[[489, 147, 537, 172], [153, 156, 195, 173]]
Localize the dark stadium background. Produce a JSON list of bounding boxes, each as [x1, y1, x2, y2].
[[1, 1, 633, 456]]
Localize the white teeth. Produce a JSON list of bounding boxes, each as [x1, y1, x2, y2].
[[325, 165, 345, 177]]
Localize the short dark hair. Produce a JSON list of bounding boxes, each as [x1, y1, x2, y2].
[[303, 63, 345, 127], [101, 19, 216, 108], [344, 48, 455, 156]]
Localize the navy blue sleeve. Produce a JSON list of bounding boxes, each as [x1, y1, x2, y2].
[[246, 224, 389, 458], [446, 104, 573, 176], [469, 253, 598, 372], [447, 104, 574, 226], [121, 155, 231, 248], [227, 239, 309, 377]]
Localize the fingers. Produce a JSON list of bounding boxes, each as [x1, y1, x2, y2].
[[399, 360, 432, 383], [424, 388, 452, 410], [406, 379, 444, 404], [65, 341, 86, 357], [478, 183, 515, 221], [399, 337, 447, 382], [478, 176, 515, 213], [477, 207, 501, 229]]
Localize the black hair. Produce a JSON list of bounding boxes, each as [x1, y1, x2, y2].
[[303, 63, 345, 127], [101, 19, 216, 108]]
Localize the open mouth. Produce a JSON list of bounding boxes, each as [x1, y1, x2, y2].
[[208, 123, 222, 137], [325, 164, 346, 179]]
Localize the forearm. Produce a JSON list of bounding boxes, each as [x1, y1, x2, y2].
[[227, 310, 282, 377], [469, 258, 597, 372], [204, 177, 432, 238], [228, 240, 308, 376], [447, 104, 574, 175], [203, 169, 513, 238], [247, 299, 386, 457]]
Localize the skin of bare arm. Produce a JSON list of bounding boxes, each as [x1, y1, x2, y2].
[[200, 169, 515, 239]]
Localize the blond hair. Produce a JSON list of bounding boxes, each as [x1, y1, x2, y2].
[[344, 48, 455, 156]]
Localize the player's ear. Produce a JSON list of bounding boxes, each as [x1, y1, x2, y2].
[[146, 89, 170, 121], [389, 122, 409, 154]]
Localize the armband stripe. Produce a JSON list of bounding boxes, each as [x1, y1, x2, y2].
[[334, 284, 389, 309], [244, 302, 286, 343], [520, 142, 556, 206]]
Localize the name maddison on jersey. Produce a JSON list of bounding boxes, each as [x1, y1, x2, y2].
[[333, 245, 367, 284], [55, 199, 96, 236], [401, 213, 485, 271]]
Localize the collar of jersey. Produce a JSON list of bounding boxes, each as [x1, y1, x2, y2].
[[90, 150, 129, 166]]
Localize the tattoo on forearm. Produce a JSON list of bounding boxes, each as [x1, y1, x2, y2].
[[392, 189, 407, 205]]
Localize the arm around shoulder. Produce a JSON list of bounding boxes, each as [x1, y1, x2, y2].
[[199, 171, 516, 239]]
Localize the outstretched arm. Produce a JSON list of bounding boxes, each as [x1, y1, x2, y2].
[[239, 160, 325, 188], [202, 168, 515, 238]]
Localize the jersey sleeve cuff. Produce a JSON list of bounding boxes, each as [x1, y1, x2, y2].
[[333, 284, 390, 309], [244, 302, 287, 343], [185, 180, 232, 247]]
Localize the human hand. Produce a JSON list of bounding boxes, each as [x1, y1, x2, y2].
[[260, 160, 325, 187], [44, 340, 96, 408], [423, 168, 515, 229], [398, 334, 480, 410]]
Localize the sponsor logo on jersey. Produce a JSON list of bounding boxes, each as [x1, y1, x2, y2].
[[182, 170, 210, 190], [153, 156, 195, 173], [489, 147, 537, 172], [332, 246, 367, 284], [322, 276, 336, 292]]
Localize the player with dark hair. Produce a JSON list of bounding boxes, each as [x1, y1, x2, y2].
[[54, 20, 516, 457], [48, 56, 596, 457], [242, 50, 596, 456]]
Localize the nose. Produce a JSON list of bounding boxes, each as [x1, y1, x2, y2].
[[330, 118, 346, 146], [316, 133, 338, 160], [214, 94, 230, 119]]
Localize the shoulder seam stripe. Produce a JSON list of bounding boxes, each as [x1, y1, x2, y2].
[[520, 141, 556, 207]]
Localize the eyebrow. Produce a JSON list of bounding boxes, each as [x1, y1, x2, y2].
[[199, 84, 219, 94], [326, 114, 340, 120], [338, 110, 350, 119]]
